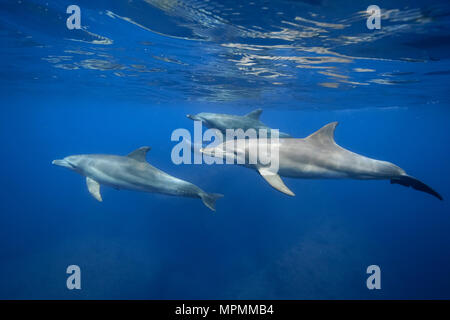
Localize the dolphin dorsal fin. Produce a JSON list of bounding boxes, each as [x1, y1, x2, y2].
[[127, 146, 151, 162], [245, 109, 263, 120], [306, 122, 338, 145]]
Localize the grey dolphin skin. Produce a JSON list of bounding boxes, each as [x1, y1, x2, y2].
[[187, 109, 291, 138], [52, 147, 223, 211], [201, 122, 442, 200]]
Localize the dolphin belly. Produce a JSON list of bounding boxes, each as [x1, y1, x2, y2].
[[84, 168, 148, 192], [277, 163, 352, 179], [89, 166, 201, 198]]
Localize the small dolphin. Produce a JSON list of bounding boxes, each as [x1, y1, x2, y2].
[[201, 122, 442, 200], [52, 147, 223, 211], [187, 109, 291, 138]]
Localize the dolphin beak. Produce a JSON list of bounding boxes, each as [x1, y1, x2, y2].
[[200, 147, 217, 157], [186, 114, 201, 121], [52, 159, 73, 169], [279, 132, 292, 138]]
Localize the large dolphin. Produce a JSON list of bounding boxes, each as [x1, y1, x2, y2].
[[52, 147, 223, 211], [200, 122, 442, 200], [187, 109, 291, 138]]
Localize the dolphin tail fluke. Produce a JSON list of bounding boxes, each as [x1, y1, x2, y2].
[[391, 175, 443, 200], [200, 192, 224, 212]]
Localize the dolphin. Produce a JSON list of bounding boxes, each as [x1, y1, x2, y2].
[[186, 109, 291, 138], [52, 147, 223, 211], [200, 122, 442, 200]]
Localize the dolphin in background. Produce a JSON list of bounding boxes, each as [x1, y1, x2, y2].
[[187, 109, 291, 138], [52, 147, 223, 211], [201, 122, 442, 200]]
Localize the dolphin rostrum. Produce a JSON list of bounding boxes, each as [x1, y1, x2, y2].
[[187, 109, 291, 138], [200, 122, 442, 200], [52, 147, 223, 211]]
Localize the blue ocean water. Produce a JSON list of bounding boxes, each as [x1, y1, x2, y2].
[[1, 0, 450, 299]]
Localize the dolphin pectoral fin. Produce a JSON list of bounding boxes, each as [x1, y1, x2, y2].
[[245, 109, 263, 120], [257, 168, 295, 196], [127, 146, 151, 162], [86, 177, 103, 202]]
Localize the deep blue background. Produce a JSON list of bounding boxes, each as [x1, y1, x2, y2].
[[1, 0, 449, 299]]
